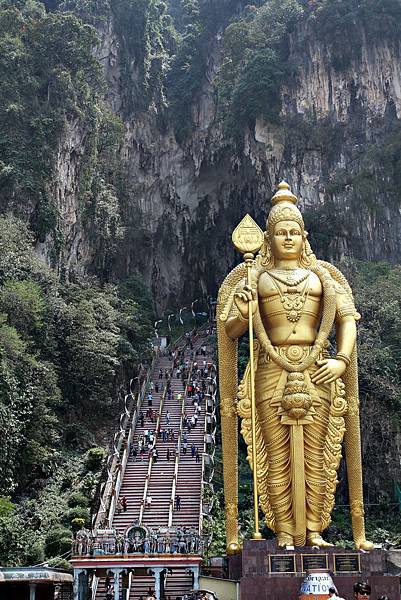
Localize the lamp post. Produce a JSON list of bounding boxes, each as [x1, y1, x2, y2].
[[179, 307, 187, 325], [154, 319, 163, 340], [191, 299, 199, 319], [167, 314, 174, 334]]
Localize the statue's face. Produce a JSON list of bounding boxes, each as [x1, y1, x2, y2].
[[270, 220, 303, 260]]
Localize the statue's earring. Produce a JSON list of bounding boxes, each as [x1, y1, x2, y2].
[[260, 232, 274, 268], [300, 233, 316, 268]]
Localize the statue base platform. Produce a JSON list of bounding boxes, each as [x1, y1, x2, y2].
[[227, 540, 400, 600]]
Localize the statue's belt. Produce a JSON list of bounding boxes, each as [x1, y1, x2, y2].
[[260, 344, 323, 366]]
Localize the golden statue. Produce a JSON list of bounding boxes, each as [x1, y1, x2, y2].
[[217, 181, 373, 552]]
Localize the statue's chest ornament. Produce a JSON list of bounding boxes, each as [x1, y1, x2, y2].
[[268, 270, 311, 329]]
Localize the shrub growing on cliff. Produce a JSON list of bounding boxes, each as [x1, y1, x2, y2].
[[216, 0, 303, 142], [0, 2, 103, 241]]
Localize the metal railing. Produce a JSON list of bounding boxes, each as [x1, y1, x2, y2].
[[199, 365, 217, 535]]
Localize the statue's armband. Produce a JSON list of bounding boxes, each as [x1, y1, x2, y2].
[[334, 282, 360, 322]]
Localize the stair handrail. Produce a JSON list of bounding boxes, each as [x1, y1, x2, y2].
[[168, 357, 194, 526], [91, 574, 98, 600], [199, 351, 217, 536], [139, 360, 170, 524]]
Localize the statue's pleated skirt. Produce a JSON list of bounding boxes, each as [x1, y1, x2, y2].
[[255, 357, 331, 539]]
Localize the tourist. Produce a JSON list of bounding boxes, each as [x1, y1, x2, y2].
[[166, 410, 171, 424], [195, 448, 200, 463], [121, 496, 128, 512], [328, 587, 345, 600], [155, 381, 159, 393], [191, 444, 196, 458], [146, 495, 152, 508], [140, 410, 144, 427], [159, 368, 163, 379], [175, 495, 181, 511], [167, 448, 171, 461], [116, 498, 123, 514], [354, 582, 371, 599], [148, 393, 153, 407], [105, 584, 113, 600]]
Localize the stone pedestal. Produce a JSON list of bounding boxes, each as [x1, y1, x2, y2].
[[228, 540, 400, 600]]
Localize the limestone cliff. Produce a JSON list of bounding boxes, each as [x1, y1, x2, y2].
[[30, 3, 401, 312]]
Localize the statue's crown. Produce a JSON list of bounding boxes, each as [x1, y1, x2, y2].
[[271, 180, 298, 206], [267, 180, 303, 235]]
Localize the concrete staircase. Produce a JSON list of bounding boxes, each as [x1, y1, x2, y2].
[[165, 567, 193, 599], [112, 356, 173, 533], [172, 391, 205, 529], [94, 330, 212, 600], [142, 362, 184, 529]]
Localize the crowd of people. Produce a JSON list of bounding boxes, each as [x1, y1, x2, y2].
[[126, 336, 216, 480]]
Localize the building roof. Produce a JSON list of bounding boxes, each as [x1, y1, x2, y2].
[[0, 567, 73, 584]]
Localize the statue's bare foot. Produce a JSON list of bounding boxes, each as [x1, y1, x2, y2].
[[306, 532, 333, 547], [277, 532, 294, 547], [357, 540, 374, 551]]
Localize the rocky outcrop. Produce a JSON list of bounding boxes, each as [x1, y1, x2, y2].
[[46, 18, 401, 311]]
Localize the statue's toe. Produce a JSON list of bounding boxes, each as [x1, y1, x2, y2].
[[306, 533, 333, 547], [277, 533, 294, 547], [357, 540, 374, 551]]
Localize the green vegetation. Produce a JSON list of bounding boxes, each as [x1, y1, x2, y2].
[[112, 0, 176, 115], [166, 0, 247, 140], [0, 215, 153, 566], [307, 0, 401, 71], [0, 1, 103, 244], [216, 0, 303, 142]]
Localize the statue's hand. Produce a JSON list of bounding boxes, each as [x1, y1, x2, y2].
[[234, 285, 257, 320], [311, 359, 346, 385]]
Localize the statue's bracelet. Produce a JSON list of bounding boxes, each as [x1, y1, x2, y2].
[[336, 352, 351, 366]]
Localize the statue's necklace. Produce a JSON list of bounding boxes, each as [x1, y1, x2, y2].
[[269, 268, 310, 287], [268, 274, 311, 330]]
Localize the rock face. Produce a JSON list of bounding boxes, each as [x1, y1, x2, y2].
[[47, 17, 401, 311]]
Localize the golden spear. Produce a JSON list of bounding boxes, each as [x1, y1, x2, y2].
[[232, 214, 264, 540]]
